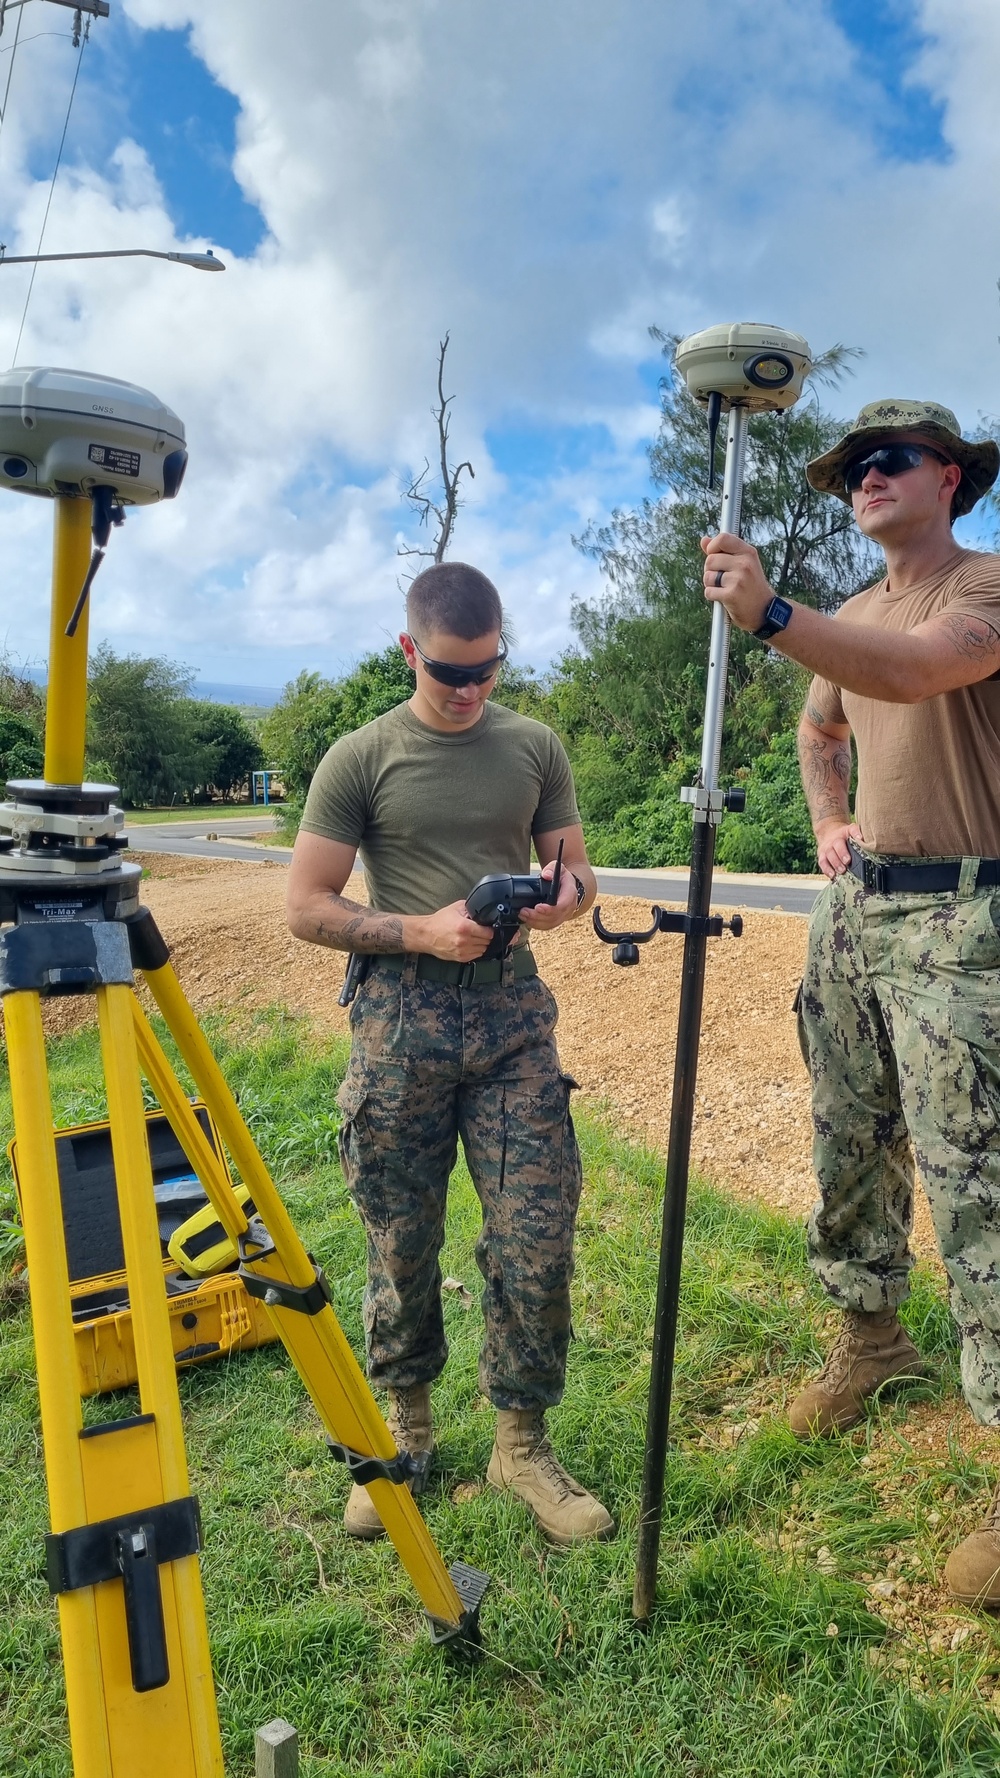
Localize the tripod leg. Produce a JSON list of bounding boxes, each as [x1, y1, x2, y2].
[[5, 990, 114, 1777], [137, 963, 477, 1643], [95, 984, 224, 1774]]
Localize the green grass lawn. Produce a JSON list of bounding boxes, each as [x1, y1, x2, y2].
[[124, 806, 279, 824], [2, 1011, 1000, 1776]]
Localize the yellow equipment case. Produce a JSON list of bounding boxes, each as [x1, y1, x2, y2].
[[8, 1102, 278, 1395]]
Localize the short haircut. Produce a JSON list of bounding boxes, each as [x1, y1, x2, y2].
[[406, 561, 504, 643]]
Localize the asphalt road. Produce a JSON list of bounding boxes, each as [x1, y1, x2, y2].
[[129, 817, 823, 915]]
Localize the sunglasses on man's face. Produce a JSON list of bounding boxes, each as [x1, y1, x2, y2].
[[407, 636, 508, 688], [843, 443, 950, 495]]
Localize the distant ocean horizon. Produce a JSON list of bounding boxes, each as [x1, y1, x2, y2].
[[25, 667, 282, 708]]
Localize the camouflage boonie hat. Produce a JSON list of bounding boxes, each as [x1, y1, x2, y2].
[[806, 400, 1000, 518]]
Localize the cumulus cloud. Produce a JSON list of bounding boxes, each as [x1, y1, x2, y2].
[[0, 0, 997, 684]]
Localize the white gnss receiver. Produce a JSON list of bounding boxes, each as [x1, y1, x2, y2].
[[0, 364, 187, 503]]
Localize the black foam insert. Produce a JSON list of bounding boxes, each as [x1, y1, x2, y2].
[[54, 1110, 215, 1284]]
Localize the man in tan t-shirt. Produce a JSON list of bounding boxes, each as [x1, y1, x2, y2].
[[286, 560, 613, 1549], [701, 399, 1000, 1606]]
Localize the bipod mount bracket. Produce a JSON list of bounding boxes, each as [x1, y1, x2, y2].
[[593, 903, 743, 967]]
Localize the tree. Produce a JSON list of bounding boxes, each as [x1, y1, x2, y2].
[[86, 647, 206, 807], [182, 701, 263, 801], [0, 654, 44, 781], [398, 332, 475, 571], [0, 709, 43, 781], [551, 330, 878, 862]]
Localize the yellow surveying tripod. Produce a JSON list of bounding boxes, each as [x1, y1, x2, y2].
[[1, 400, 487, 1776]]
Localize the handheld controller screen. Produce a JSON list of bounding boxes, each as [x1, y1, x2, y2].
[[465, 839, 563, 959]]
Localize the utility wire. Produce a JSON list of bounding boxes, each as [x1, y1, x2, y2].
[[0, 0, 24, 145], [11, 22, 86, 365]]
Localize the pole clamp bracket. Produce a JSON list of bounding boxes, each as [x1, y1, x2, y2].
[[325, 1437, 433, 1492], [679, 784, 746, 827]]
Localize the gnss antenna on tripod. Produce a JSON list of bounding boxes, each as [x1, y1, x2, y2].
[[594, 321, 811, 1630], [0, 366, 488, 1777]]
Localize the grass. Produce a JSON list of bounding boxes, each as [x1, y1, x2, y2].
[[2, 1010, 1000, 1775], [124, 806, 279, 825]]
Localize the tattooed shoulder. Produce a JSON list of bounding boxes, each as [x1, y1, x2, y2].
[[941, 612, 1000, 663]]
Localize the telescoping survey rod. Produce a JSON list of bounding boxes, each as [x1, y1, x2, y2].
[[630, 324, 812, 1625]]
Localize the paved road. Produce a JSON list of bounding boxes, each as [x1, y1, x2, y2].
[[130, 817, 823, 915]]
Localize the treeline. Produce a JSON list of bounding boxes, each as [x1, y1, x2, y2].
[[262, 336, 884, 872], [0, 647, 263, 807]]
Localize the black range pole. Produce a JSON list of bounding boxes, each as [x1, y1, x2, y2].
[[632, 402, 750, 1626]]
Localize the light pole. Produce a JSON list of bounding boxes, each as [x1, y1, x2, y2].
[[0, 247, 225, 271]]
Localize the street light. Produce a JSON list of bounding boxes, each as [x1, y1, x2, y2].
[[0, 247, 225, 271]]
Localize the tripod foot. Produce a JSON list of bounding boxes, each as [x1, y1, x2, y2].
[[426, 1561, 491, 1661]]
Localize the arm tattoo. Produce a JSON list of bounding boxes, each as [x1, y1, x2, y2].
[[796, 729, 852, 829], [308, 891, 404, 954], [941, 613, 1000, 664], [805, 697, 827, 728]]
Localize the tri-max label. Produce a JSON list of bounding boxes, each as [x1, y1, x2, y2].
[[88, 443, 140, 477]]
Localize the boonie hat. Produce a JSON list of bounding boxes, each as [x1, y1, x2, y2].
[[806, 399, 1000, 518]]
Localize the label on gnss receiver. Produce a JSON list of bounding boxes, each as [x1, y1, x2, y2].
[[88, 443, 140, 477]]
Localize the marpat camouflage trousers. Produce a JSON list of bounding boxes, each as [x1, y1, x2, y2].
[[799, 867, 1000, 1424], [336, 958, 583, 1410]]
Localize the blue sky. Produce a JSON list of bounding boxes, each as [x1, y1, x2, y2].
[[0, 0, 996, 690]]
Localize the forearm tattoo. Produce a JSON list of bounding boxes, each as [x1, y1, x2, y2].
[[308, 893, 404, 954], [941, 613, 1000, 664], [797, 728, 852, 828]]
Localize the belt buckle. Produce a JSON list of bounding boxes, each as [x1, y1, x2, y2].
[[457, 960, 478, 988], [862, 855, 888, 895]]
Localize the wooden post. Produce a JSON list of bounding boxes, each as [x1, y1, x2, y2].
[[256, 1718, 299, 1777]]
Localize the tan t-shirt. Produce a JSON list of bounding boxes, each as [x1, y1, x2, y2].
[[810, 549, 1000, 856], [299, 699, 581, 914]]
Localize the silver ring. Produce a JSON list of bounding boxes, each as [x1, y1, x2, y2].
[[714, 570, 724, 588]]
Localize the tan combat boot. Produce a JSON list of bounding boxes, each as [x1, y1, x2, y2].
[[486, 1408, 614, 1545], [343, 1383, 434, 1540], [944, 1479, 1000, 1607], [787, 1309, 924, 1439]]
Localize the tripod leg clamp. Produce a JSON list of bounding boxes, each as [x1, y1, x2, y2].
[[239, 1257, 333, 1317], [325, 1438, 433, 1492], [46, 1495, 201, 1694]]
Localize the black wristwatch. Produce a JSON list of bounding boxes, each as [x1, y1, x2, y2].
[[753, 595, 794, 641], [568, 870, 586, 910]]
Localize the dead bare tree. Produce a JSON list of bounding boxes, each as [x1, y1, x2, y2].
[[398, 332, 474, 573]]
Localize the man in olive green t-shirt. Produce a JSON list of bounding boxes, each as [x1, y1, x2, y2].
[[286, 560, 613, 1548], [703, 399, 1000, 1607]]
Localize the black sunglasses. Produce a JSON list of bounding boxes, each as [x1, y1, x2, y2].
[[844, 443, 949, 494], [407, 636, 508, 687]]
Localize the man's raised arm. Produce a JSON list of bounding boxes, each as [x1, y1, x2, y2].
[[796, 688, 860, 880]]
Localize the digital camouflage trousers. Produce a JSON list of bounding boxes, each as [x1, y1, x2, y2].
[[799, 866, 1000, 1424], [336, 957, 583, 1410]]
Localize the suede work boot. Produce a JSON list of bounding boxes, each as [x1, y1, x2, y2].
[[944, 1479, 1000, 1607], [343, 1383, 434, 1541], [486, 1408, 614, 1546], [787, 1309, 924, 1439]]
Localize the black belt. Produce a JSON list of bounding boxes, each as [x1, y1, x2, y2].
[[373, 949, 538, 988], [847, 840, 1000, 897]]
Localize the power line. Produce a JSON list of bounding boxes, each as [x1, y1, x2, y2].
[[0, 0, 24, 149], [11, 22, 86, 365]]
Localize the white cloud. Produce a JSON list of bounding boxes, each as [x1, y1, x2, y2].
[[0, 0, 998, 685]]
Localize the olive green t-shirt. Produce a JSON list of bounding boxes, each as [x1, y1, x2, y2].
[[809, 549, 1000, 857], [299, 700, 581, 915]]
